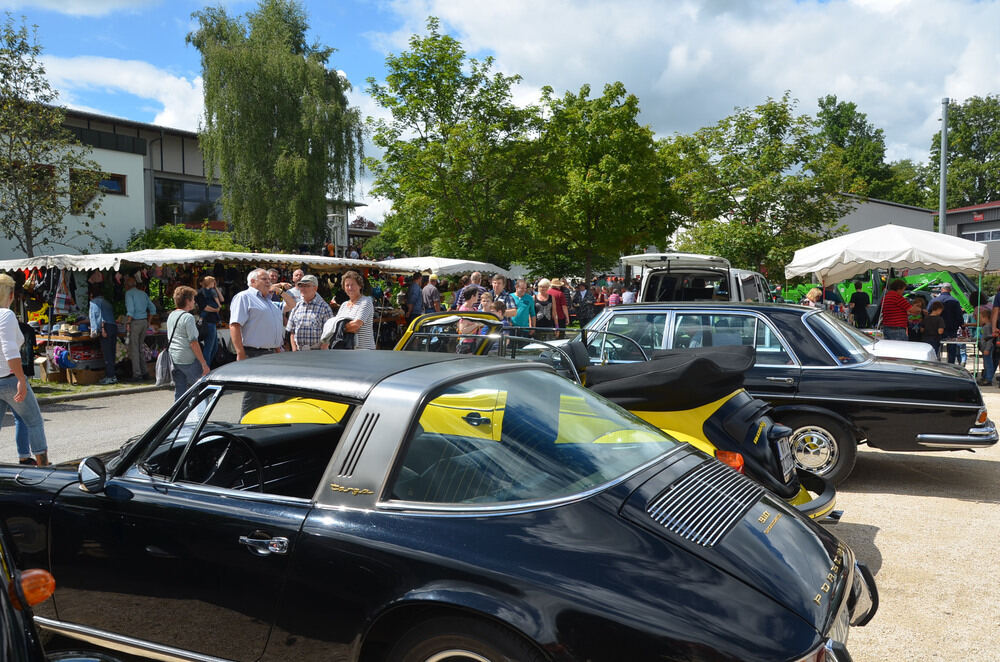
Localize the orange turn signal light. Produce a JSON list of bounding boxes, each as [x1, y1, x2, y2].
[[9, 568, 55, 610], [716, 451, 745, 474], [977, 408, 989, 426]]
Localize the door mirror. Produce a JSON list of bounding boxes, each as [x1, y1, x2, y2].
[[78, 457, 107, 494]]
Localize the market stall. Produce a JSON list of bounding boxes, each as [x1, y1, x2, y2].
[[376, 256, 516, 279], [0, 249, 408, 382]]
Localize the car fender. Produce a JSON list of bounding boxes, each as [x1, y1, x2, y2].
[[768, 404, 863, 442], [359, 584, 552, 659]]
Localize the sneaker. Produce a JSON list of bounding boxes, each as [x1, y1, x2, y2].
[[18, 458, 36, 466], [97, 377, 118, 385]]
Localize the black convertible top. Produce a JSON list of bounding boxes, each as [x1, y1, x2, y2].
[[209, 350, 470, 401], [586, 346, 755, 411]]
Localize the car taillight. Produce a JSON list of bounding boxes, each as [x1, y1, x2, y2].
[[9, 568, 55, 610], [715, 451, 745, 474], [977, 407, 989, 425]]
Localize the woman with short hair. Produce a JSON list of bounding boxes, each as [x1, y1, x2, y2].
[[323, 271, 375, 349], [166, 286, 210, 400], [0, 274, 48, 465]]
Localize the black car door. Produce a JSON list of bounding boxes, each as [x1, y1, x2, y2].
[[47, 385, 346, 662]]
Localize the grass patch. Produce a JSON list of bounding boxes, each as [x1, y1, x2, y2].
[[29, 379, 149, 400]]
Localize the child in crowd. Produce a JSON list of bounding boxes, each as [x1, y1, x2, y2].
[[977, 307, 996, 387], [923, 301, 945, 357], [907, 296, 926, 342], [492, 300, 510, 328]]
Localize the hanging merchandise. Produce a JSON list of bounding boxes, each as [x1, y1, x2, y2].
[[52, 270, 75, 315]]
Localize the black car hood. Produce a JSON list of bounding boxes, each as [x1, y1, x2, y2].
[[620, 452, 850, 629]]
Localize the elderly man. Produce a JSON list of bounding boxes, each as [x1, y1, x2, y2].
[[455, 271, 488, 309], [286, 275, 333, 351], [931, 282, 965, 364], [422, 273, 442, 313], [287, 269, 305, 302], [229, 268, 296, 360], [124, 276, 156, 380]]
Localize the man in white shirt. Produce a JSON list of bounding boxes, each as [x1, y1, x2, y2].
[[229, 268, 296, 360]]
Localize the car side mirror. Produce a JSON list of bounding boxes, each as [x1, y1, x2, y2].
[[78, 457, 107, 494]]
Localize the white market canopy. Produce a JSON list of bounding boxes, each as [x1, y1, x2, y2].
[[784, 224, 989, 284], [376, 256, 515, 279], [0, 249, 381, 273]]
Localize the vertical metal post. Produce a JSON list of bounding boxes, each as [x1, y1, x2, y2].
[[938, 97, 949, 234]]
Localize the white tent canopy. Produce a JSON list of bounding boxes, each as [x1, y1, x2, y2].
[[785, 224, 989, 283], [376, 256, 515, 278], [0, 249, 380, 273]]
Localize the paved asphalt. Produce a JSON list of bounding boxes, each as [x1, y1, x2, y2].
[[5, 386, 1000, 660]]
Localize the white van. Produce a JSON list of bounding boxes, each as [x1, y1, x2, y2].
[[621, 252, 773, 303]]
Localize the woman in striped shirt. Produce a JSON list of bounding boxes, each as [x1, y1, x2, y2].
[[328, 271, 375, 349]]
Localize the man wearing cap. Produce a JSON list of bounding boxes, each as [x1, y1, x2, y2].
[[229, 268, 296, 360], [422, 274, 442, 313], [931, 282, 965, 364], [286, 275, 333, 351]]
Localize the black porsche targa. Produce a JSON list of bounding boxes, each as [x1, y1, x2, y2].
[[1, 351, 875, 662]]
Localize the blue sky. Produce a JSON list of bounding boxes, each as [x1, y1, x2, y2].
[[4, 0, 998, 222]]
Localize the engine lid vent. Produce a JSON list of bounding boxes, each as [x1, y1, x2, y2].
[[645, 460, 763, 547]]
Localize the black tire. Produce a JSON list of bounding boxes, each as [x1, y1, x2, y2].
[[783, 413, 857, 486], [387, 616, 545, 662]]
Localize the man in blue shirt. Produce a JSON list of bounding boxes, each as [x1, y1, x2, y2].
[[88, 284, 118, 384], [931, 283, 964, 364], [509, 278, 536, 334], [405, 273, 424, 323], [124, 276, 156, 380]]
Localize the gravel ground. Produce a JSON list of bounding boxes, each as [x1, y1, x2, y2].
[[835, 387, 1000, 661]]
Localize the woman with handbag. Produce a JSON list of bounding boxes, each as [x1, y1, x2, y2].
[[0, 274, 48, 466], [166, 286, 209, 400]]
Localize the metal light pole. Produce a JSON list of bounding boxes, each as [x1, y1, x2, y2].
[[938, 97, 949, 234]]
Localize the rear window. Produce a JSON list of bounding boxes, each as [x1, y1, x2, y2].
[[643, 272, 728, 302], [805, 311, 870, 365], [390, 370, 678, 505]]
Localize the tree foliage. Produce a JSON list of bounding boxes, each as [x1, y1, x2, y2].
[[664, 93, 850, 275], [813, 94, 893, 199], [929, 95, 1000, 208], [0, 14, 105, 257], [521, 82, 675, 283], [187, 0, 362, 251], [126, 223, 252, 252], [365, 17, 542, 268]]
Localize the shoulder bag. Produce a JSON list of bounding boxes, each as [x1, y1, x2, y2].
[[155, 312, 191, 386]]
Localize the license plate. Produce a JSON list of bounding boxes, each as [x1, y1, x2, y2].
[[777, 436, 795, 483]]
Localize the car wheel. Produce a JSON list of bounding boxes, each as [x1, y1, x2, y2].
[[387, 617, 544, 662], [783, 414, 857, 485]]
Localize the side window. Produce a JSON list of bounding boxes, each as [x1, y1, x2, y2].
[[754, 320, 794, 365], [673, 314, 711, 348], [709, 315, 755, 347], [165, 388, 352, 498], [131, 388, 218, 479], [602, 313, 666, 358], [740, 275, 759, 302]]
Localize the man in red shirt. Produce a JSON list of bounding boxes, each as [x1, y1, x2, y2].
[[549, 278, 571, 331], [880, 279, 911, 341]]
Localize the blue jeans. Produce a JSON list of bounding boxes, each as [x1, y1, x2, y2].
[[983, 350, 996, 383], [100, 322, 118, 378], [0, 375, 47, 458], [200, 322, 218, 367], [172, 361, 203, 401], [883, 327, 908, 341]]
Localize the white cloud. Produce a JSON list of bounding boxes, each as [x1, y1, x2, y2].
[[369, 0, 1000, 162], [0, 0, 159, 17], [41, 55, 203, 131]]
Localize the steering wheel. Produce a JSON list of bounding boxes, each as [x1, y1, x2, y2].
[[180, 431, 264, 492]]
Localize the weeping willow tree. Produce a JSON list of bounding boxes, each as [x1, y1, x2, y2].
[[187, 0, 362, 250]]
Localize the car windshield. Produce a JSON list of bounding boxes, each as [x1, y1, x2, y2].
[[805, 311, 871, 365], [389, 370, 679, 506]]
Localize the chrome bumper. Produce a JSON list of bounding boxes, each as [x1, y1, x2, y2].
[[916, 419, 998, 449]]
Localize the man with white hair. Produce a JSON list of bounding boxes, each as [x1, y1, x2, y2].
[[288, 268, 305, 302], [455, 271, 487, 308], [229, 268, 296, 360]]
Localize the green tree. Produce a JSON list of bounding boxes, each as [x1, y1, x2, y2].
[[0, 14, 105, 257], [365, 17, 542, 267], [664, 93, 850, 275], [813, 94, 893, 198], [522, 82, 675, 283], [187, 0, 363, 251], [929, 95, 1000, 207], [882, 159, 934, 208], [126, 223, 252, 252]]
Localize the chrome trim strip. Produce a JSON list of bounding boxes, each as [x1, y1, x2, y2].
[[375, 447, 686, 515], [114, 476, 314, 506], [34, 617, 230, 662], [917, 438, 998, 448], [763, 392, 982, 410]]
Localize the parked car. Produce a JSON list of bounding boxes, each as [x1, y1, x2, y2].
[[0, 519, 120, 662], [620, 252, 773, 303], [837, 323, 938, 362], [2, 352, 876, 662], [582, 302, 998, 484], [396, 312, 839, 521]]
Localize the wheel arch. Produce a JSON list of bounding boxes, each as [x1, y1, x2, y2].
[[357, 593, 553, 662], [769, 404, 864, 443]]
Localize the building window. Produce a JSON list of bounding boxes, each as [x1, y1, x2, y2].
[[154, 176, 223, 226], [99, 174, 126, 195], [961, 230, 1000, 243]]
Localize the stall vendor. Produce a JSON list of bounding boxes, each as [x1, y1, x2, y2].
[[125, 277, 156, 381], [88, 284, 118, 385]]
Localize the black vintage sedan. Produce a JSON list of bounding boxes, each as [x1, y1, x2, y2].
[[584, 302, 998, 483], [2, 352, 876, 662]]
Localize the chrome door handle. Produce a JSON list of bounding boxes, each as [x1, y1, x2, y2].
[[239, 535, 289, 555], [766, 377, 795, 384]]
